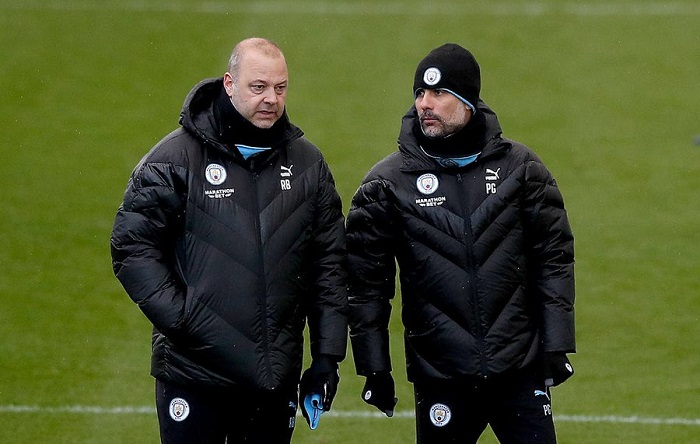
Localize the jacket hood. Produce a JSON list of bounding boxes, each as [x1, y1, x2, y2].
[[397, 99, 506, 172], [178, 77, 303, 156]]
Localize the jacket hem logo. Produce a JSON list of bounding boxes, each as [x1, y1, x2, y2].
[[169, 397, 190, 422], [429, 403, 451, 427]]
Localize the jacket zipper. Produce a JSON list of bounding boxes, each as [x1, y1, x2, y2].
[[458, 172, 489, 380], [250, 160, 274, 389]]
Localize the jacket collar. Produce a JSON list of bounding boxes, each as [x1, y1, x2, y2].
[[178, 78, 303, 159]]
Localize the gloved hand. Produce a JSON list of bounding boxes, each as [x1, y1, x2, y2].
[[543, 352, 574, 387], [361, 372, 398, 417], [299, 355, 340, 429]]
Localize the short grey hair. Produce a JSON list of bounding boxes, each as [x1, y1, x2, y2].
[[227, 37, 285, 81]]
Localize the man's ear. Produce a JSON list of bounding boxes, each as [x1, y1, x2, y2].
[[223, 72, 235, 97]]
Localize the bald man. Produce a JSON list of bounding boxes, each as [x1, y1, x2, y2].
[[111, 37, 348, 443]]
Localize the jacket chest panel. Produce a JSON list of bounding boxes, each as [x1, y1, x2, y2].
[[397, 171, 488, 221], [194, 153, 308, 215], [393, 162, 521, 249]]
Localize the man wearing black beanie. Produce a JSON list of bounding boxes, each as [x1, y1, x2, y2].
[[347, 43, 576, 443]]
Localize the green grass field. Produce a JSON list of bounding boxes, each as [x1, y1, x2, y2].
[[1, 1, 698, 442]]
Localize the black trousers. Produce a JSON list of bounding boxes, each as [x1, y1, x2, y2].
[[414, 367, 557, 444], [155, 378, 297, 444]]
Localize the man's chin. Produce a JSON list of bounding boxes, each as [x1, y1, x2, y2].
[[251, 118, 277, 129], [421, 125, 444, 139]]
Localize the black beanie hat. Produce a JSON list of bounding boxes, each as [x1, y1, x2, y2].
[[413, 43, 481, 112]]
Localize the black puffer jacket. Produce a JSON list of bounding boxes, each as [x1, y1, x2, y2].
[[347, 102, 574, 382], [111, 78, 348, 390]]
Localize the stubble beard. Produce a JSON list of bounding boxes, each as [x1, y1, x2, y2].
[[419, 108, 469, 139]]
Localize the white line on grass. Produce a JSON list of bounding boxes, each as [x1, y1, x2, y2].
[[0, 405, 154, 414], [1, 1, 699, 16], [1, 405, 699, 426]]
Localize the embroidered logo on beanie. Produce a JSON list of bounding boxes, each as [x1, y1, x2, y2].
[[414, 43, 481, 112], [423, 67, 441, 86]]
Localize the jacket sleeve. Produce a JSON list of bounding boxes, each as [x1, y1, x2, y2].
[[110, 157, 188, 336], [346, 177, 397, 375], [522, 160, 576, 353], [307, 160, 349, 362]]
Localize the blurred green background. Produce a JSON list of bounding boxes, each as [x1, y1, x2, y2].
[[1, 0, 698, 442]]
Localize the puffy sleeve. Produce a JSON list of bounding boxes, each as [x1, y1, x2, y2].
[[306, 158, 349, 361], [522, 160, 576, 353], [346, 176, 398, 374], [110, 151, 188, 336]]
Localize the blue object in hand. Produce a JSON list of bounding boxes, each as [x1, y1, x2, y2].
[[303, 393, 324, 430]]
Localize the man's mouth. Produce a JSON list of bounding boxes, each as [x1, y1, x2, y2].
[[420, 112, 438, 124]]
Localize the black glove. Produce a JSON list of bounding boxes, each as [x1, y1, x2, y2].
[[542, 352, 574, 387], [299, 355, 340, 427], [361, 372, 398, 417]]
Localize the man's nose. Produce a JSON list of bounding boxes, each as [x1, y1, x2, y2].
[[263, 87, 278, 104], [417, 93, 433, 109]]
